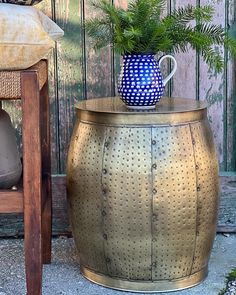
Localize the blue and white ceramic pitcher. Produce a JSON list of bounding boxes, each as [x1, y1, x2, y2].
[[118, 54, 177, 109]]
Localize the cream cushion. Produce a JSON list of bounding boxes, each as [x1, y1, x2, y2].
[[0, 4, 64, 70]]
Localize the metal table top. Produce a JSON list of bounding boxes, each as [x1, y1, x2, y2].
[[75, 97, 207, 126]]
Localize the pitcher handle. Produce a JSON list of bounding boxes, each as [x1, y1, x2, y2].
[[158, 55, 177, 86]]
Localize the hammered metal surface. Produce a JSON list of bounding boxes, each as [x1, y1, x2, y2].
[[67, 122, 107, 273], [151, 125, 197, 280], [102, 127, 152, 280], [67, 97, 219, 292], [190, 120, 219, 273]]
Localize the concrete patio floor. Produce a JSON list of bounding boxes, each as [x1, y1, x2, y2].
[[0, 234, 235, 295]]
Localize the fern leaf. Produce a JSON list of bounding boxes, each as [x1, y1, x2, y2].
[[193, 5, 214, 22], [168, 5, 196, 24], [85, 0, 236, 73], [200, 48, 224, 73], [195, 24, 225, 44], [225, 36, 236, 56]]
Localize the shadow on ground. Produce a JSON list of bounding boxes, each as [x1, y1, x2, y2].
[[0, 234, 235, 295]]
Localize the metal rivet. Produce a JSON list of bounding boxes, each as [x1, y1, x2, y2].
[[196, 164, 199, 170], [152, 214, 158, 221], [102, 188, 107, 195], [102, 169, 107, 174], [152, 164, 157, 169], [197, 186, 201, 192], [106, 258, 111, 263], [102, 210, 106, 216], [152, 188, 157, 194], [192, 139, 196, 145], [104, 142, 109, 147], [152, 261, 157, 267], [103, 234, 108, 240], [152, 238, 157, 243], [152, 140, 157, 145]]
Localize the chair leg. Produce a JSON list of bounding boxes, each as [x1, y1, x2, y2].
[[40, 69, 52, 264], [21, 70, 43, 295]]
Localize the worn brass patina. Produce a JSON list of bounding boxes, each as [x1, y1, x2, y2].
[[67, 97, 219, 292]]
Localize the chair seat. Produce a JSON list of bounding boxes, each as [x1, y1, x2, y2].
[[0, 60, 47, 99]]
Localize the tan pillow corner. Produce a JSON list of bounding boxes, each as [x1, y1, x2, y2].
[[0, 4, 64, 70]]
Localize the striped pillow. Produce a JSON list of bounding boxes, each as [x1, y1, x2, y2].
[[0, 0, 42, 5]]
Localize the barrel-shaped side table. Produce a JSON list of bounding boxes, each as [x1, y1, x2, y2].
[[67, 97, 219, 293]]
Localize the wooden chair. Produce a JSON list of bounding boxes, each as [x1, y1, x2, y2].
[[0, 60, 52, 295]]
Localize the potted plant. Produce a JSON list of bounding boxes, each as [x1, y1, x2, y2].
[[86, 0, 236, 109]]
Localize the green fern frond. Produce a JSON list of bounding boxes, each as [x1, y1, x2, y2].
[[89, 0, 113, 17], [218, 288, 227, 295], [142, 24, 167, 52], [195, 24, 225, 45], [166, 4, 213, 26], [173, 43, 190, 53], [152, 36, 173, 53], [86, 17, 112, 50], [226, 268, 236, 282], [201, 47, 224, 73], [225, 36, 236, 56], [90, 0, 124, 36], [85, 0, 236, 72], [218, 267, 236, 295], [128, 0, 165, 21], [193, 5, 214, 22], [166, 25, 192, 51], [123, 27, 142, 39], [86, 18, 110, 37], [168, 5, 196, 24]]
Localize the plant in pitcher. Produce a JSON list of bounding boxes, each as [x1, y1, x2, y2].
[[86, 0, 236, 109]]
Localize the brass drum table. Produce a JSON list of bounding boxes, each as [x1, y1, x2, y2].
[[67, 97, 219, 293]]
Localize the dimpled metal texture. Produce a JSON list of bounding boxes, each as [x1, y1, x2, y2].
[[67, 97, 219, 292], [190, 121, 219, 273], [102, 127, 152, 280], [67, 121, 107, 273]]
